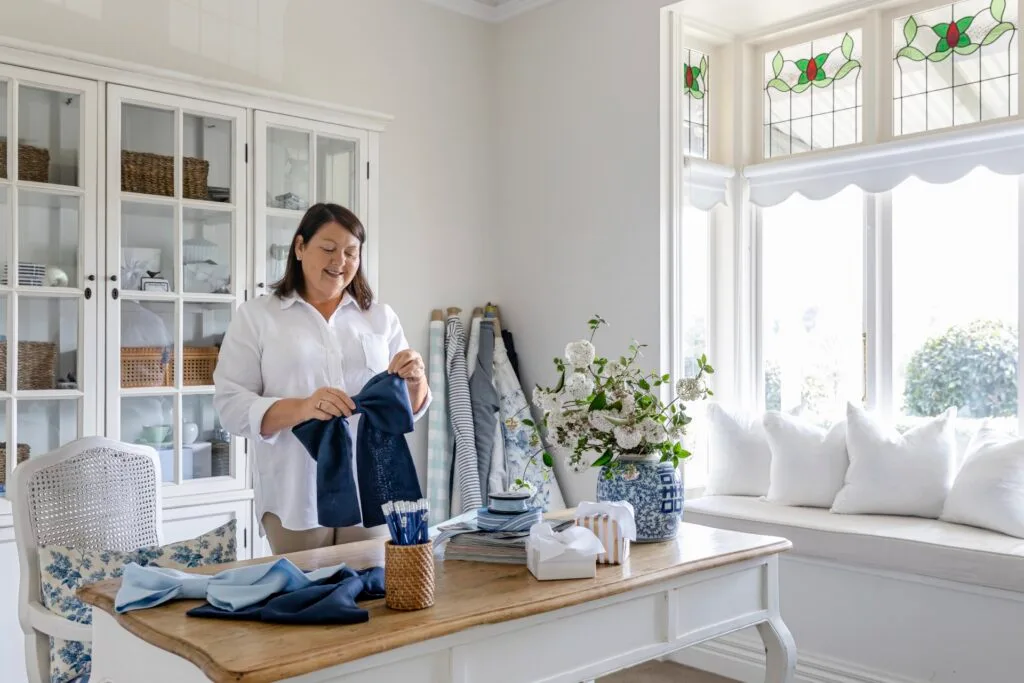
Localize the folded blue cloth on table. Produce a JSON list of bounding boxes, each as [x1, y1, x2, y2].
[[188, 566, 385, 625], [293, 371, 422, 529], [115, 557, 350, 613]]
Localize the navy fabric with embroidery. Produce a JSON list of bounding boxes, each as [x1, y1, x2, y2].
[[187, 566, 385, 625], [292, 371, 422, 528]]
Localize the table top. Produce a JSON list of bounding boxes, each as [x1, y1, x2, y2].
[[79, 521, 790, 683]]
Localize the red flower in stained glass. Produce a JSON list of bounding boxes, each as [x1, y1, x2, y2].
[[933, 16, 973, 53], [795, 53, 829, 85], [683, 64, 702, 94]]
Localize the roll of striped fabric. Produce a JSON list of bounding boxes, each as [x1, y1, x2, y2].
[[476, 507, 542, 533]]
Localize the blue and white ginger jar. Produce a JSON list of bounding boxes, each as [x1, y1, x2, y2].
[[595, 455, 683, 542]]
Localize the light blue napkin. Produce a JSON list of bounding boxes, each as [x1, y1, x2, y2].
[[114, 558, 348, 613]]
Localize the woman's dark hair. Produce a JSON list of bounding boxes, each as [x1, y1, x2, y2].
[[271, 202, 374, 309]]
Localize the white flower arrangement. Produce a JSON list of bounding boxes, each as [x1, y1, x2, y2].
[[533, 315, 715, 478]]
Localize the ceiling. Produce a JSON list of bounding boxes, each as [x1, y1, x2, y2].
[[680, 0, 893, 40], [421, 0, 559, 22]]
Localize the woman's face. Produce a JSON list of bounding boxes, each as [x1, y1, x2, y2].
[[295, 221, 361, 302]]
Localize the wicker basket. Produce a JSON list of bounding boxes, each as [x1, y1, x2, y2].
[[0, 140, 50, 182], [0, 443, 30, 487], [384, 541, 435, 611], [0, 341, 58, 390], [211, 442, 230, 477], [121, 346, 219, 388], [121, 150, 210, 199]]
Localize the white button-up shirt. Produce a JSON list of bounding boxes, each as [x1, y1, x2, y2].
[[213, 292, 430, 532]]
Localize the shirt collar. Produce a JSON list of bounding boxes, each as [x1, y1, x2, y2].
[[279, 291, 359, 311]]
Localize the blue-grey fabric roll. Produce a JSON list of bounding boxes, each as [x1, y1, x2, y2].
[[469, 320, 500, 495]]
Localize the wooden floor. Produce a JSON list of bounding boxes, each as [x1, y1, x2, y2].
[[601, 661, 736, 682]]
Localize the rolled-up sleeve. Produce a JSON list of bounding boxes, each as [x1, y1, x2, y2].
[[213, 304, 282, 444], [385, 304, 432, 421]]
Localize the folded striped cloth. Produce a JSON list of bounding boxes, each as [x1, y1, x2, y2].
[[476, 507, 542, 532]]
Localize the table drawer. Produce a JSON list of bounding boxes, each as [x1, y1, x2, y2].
[[673, 565, 765, 639]]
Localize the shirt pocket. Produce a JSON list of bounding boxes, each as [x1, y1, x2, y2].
[[360, 333, 390, 374]]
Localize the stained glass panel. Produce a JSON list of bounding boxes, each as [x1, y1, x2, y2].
[[893, 0, 1018, 135], [764, 30, 863, 159], [681, 48, 709, 159]]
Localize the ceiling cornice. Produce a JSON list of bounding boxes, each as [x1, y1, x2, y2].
[[420, 0, 560, 23]]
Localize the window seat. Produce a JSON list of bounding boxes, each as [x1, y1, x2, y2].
[[684, 495, 1024, 593]]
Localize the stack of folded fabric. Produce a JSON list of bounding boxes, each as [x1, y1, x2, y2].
[[438, 505, 573, 565]]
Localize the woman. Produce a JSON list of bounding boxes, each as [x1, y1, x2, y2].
[[214, 203, 429, 554]]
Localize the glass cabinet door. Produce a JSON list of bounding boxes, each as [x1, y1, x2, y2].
[[107, 85, 246, 497], [253, 111, 368, 297], [0, 67, 98, 504]]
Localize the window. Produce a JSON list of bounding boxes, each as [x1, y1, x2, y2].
[[891, 168, 1019, 432], [764, 30, 863, 159], [680, 205, 712, 484], [760, 187, 865, 422], [893, 0, 1019, 136], [681, 48, 710, 158]]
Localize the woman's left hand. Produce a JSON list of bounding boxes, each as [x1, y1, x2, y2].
[[389, 349, 426, 384]]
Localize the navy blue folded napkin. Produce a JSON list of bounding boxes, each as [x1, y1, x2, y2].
[[187, 566, 385, 625], [293, 372, 423, 528]]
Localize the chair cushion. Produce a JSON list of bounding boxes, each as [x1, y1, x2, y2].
[[685, 495, 1024, 593], [39, 519, 237, 683]]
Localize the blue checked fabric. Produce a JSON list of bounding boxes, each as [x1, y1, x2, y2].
[[426, 318, 453, 521]]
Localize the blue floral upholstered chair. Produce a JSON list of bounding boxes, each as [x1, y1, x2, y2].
[[10, 437, 236, 683]]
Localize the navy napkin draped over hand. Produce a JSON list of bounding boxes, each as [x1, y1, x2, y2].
[[292, 371, 423, 528]]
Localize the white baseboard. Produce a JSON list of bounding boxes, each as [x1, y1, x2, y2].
[[671, 635, 926, 683]]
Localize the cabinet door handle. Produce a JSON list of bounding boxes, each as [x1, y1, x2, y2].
[[84, 287, 92, 300], [87, 274, 96, 282], [110, 275, 118, 282], [257, 282, 265, 289], [112, 288, 119, 300]]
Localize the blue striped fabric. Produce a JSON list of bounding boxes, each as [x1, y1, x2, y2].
[[476, 507, 542, 532], [426, 319, 452, 520], [446, 315, 481, 513]]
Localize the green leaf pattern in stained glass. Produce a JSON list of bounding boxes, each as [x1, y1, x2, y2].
[[682, 50, 709, 99], [765, 32, 860, 92], [896, 0, 1016, 65], [904, 15, 918, 45]]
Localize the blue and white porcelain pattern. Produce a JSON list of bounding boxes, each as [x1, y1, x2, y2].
[[38, 519, 236, 683], [596, 457, 684, 542]]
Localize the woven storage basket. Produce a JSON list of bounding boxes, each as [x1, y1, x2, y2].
[[384, 541, 435, 611], [121, 150, 210, 199], [121, 346, 219, 388], [0, 140, 50, 182], [0, 341, 58, 390], [211, 442, 230, 477], [0, 442, 30, 487]]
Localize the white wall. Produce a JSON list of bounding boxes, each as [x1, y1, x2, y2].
[[496, 0, 672, 505], [0, 0, 498, 475]]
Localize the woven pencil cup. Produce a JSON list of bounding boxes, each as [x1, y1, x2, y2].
[[384, 541, 435, 611]]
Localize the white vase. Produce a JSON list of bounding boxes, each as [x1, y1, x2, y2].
[[182, 422, 199, 445]]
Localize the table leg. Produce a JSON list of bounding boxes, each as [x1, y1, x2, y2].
[[757, 616, 796, 683]]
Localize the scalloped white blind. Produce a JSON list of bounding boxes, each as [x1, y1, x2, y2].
[[745, 118, 1024, 207], [685, 157, 735, 210]]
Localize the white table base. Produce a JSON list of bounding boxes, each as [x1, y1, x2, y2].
[[89, 555, 795, 683]]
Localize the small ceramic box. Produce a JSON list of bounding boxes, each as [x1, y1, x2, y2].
[[526, 541, 597, 581], [576, 514, 630, 564]]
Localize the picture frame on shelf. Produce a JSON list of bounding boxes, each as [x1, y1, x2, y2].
[[141, 277, 170, 293]]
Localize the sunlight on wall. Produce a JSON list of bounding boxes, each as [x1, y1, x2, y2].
[[41, 0, 103, 20], [169, 0, 287, 82]]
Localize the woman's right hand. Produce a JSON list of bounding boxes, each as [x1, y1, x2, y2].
[[304, 387, 356, 421]]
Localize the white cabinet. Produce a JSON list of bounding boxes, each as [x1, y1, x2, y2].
[[162, 496, 253, 557]]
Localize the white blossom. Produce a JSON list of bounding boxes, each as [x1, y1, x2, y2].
[[532, 386, 557, 412], [642, 418, 668, 444], [565, 372, 595, 401], [614, 425, 643, 450], [676, 377, 706, 402], [605, 360, 625, 378], [565, 340, 597, 368], [617, 394, 636, 416], [510, 479, 537, 496], [588, 410, 615, 433], [622, 464, 640, 481]]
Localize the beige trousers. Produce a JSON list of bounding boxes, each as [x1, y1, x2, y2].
[[261, 513, 389, 555]]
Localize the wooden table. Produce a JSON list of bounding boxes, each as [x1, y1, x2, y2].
[[79, 522, 796, 683]]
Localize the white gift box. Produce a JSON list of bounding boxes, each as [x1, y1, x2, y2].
[[526, 522, 605, 581], [574, 501, 637, 565]]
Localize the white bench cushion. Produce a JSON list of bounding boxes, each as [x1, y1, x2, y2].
[[685, 495, 1024, 593]]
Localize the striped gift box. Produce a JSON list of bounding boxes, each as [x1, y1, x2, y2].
[[576, 513, 630, 564]]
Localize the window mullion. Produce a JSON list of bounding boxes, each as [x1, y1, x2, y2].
[[1017, 176, 1024, 436], [876, 191, 894, 419]]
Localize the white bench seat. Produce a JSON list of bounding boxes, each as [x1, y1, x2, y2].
[[684, 495, 1024, 594]]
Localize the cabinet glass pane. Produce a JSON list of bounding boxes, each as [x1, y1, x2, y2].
[[18, 399, 79, 455], [0, 402, 11, 496], [316, 136, 357, 210], [0, 187, 9, 280], [0, 81, 9, 180], [17, 191, 79, 288], [121, 301, 174, 388], [266, 127, 309, 210], [121, 103, 175, 197], [183, 303, 230, 387], [18, 86, 80, 186], [121, 202, 174, 291], [184, 114, 231, 203], [265, 215, 294, 286], [183, 208, 231, 294], [17, 297, 76, 391], [122, 394, 175, 481], [183, 394, 230, 480]]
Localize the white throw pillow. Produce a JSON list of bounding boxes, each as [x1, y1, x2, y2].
[[940, 425, 1024, 538], [705, 403, 772, 496], [831, 403, 957, 518], [763, 412, 848, 508]]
